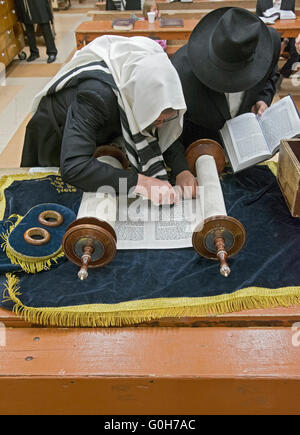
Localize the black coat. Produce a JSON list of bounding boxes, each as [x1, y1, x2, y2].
[[256, 0, 298, 80], [171, 28, 280, 145], [21, 78, 188, 192], [15, 0, 53, 24], [256, 0, 295, 16]]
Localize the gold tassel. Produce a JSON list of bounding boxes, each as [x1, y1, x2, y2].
[[2, 273, 21, 303], [3, 282, 300, 327]]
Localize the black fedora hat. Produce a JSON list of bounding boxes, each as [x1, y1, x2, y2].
[[187, 7, 276, 93]]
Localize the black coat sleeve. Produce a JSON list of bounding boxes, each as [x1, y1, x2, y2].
[[255, 63, 279, 106], [256, 0, 264, 16], [60, 90, 138, 193], [255, 28, 281, 106], [163, 139, 189, 177], [283, 0, 295, 11], [106, 0, 118, 10]]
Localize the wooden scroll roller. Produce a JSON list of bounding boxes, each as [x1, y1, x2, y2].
[[38, 210, 64, 227], [24, 211, 64, 246], [186, 139, 246, 277], [62, 145, 129, 281], [24, 227, 51, 246]]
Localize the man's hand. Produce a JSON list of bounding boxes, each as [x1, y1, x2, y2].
[[280, 38, 289, 55], [175, 170, 198, 199], [251, 100, 268, 116], [296, 34, 300, 55], [134, 174, 180, 205]]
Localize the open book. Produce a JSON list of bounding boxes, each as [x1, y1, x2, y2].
[[219, 96, 300, 172], [259, 16, 278, 24], [261, 7, 296, 21]]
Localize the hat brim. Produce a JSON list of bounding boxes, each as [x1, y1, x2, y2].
[[187, 7, 274, 93]]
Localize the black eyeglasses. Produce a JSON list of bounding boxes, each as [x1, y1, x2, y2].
[[151, 111, 179, 127]]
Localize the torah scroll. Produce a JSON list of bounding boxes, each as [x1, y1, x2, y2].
[[186, 139, 246, 277], [62, 146, 128, 280]]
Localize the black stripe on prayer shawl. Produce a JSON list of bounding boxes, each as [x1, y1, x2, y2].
[[145, 162, 169, 179], [132, 131, 146, 143], [121, 138, 141, 169], [118, 105, 133, 139], [117, 103, 168, 179], [47, 61, 115, 95], [138, 144, 162, 166], [46, 59, 168, 180]]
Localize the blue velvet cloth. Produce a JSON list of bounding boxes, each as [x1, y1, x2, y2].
[[0, 174, 82, 284], [0, 217, 22, 273], [7, 203, 76, 260], [1, 174, 82, 220], [0, 166, 300, 312]]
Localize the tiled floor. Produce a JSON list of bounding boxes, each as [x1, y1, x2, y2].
[[0, 0, 95, 168]]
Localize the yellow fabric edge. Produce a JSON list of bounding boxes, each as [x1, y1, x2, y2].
[[259, 160, 278, 176], [5, 238, 65, 273], [0, 172, 59, 221], [5, 273, 300, 327]]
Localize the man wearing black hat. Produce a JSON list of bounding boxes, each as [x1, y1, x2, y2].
[[171, 7, 281, 148]]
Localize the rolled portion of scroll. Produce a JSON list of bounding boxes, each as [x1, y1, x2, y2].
[[62, 146, 128, 280], [186, 139, 246, 277], [196, 154, 227, 219]]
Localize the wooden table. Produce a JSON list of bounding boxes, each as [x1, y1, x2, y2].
[[270, 17, 300, 38], [1, 167, 300, 414], [75, 16, 300, 51], [75, 19, 198, 49], [1, 304, 300, 414]]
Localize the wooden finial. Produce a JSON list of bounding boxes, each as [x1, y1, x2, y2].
[[78, 242, 95, 281], [214, 231, 231, 278]]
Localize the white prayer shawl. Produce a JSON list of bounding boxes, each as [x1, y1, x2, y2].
[[112, 0, 126, 10], [32, 36, 187, 179]]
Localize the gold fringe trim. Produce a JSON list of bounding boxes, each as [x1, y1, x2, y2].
[[0, 213, 65, 274], [4, 273, 300, 327], [2, 273, 21, 303], [0, 213, 23, 252]]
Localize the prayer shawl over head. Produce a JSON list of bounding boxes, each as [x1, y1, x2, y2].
[[32, 36, 187, 180]]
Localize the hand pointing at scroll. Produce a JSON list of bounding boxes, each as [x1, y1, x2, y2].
[[134, 174, 180, 205], [175, 170, 198, 199]]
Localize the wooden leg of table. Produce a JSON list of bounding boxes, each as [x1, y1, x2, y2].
[[76, 33, 84, 50]]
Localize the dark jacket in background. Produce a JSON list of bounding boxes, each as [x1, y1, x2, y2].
[[171, 28, 281, 147], [106, 0, 141, 10], [21, 78, 188, 192], [15, 0, 53, 24], [256, 0, 295, 16], [256, 0, 298, 78]]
